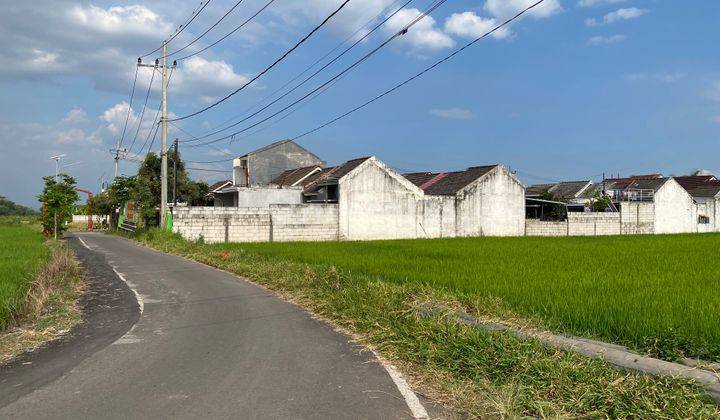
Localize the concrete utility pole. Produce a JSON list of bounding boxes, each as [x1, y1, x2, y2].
[[173, 138, 178, 205], [111, 148, 127, 179], [160, 40, 169, 228], [138, 41, 175, 228]]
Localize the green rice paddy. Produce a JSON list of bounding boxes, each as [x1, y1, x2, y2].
[[0, 219, 49, 330], [236, 234, 720, 360]]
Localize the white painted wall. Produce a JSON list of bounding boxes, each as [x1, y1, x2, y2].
[[654, 178, 696, 234], [455, 166, 525, 237], [338, 158, 424, 240]]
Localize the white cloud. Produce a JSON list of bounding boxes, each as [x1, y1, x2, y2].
[[66, 4, 170, 37], [586, 7, 647, 26], [587, 34, 626, 46], [484, 0, 562, 19], [56, 127, 101, 145], [578, 0, 628, 7], [444, 12, 511, 40], [430, 108, 475, 119], [386, 8, 454, 51], [624, 73, 685, 83], [101, 102, 134, 136], [61, 108, 89, 125]]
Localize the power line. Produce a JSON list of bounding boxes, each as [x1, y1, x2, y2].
[[181, 0, 414, 143], [139, 0, 214, 58], [127, 66, 157, 154], [170, 0, 352, 122], [186, 167, 232, 173], [293, 0, 546, 141], [117, 65, 139, 149], [189, 0, 408, 138], [181, 0, 449, 149], [167, 0, 247, 59], [175, 0, 278, 62]]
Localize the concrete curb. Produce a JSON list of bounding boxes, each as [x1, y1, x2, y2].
[[419, 307, 720, 402]]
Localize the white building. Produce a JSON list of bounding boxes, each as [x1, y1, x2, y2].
[[173, 156, 526, 242]]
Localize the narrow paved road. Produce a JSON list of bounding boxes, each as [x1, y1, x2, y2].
[[0, 233, 423, 419]]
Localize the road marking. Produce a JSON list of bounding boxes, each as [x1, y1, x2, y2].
[[372, 350, 429, 419], [78, 236, 144, 315]]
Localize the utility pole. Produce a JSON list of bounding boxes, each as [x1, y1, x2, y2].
[[173, 139, 178, 205], [161, 40, 169, 228], [138, 43, 175, 228], [110, 148, 127, 179]]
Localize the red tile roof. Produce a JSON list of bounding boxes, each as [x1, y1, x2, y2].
[[405, 165, 498, 195], [270, 165, 323, 187], [674, 176, 720, 198], [303, 157, 371, 192]]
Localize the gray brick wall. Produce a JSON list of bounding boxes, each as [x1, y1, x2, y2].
[[173, 205, 338, 243]]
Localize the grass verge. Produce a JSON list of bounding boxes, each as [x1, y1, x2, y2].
[[0, 218, 83, 363], [134, 228, 720, 418]]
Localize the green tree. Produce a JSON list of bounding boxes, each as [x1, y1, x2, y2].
[[590, 191, 612, 212], [539, 190, 567, 221], [38, 174, 79, 239], [130, 152, 209, 227], [0, 196, 38, 216]]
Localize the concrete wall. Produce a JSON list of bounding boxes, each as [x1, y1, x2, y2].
[[173, 204, 338, 243], [72, 214, 109, 223], [455, 166, 526, 237], [694, 199, 719, 233], [215, 187, 302, 208], [270, 204, 338, 242], [568, 213, 621, 236], [654, 178, 696, 234], [525, 219, 567, 236], [420, 195, 457, 238], [338, 158, 424, 240], [620, 202, 654, 234]]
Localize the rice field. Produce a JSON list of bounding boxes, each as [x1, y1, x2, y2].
[[0, 220, 49, 330], [235, 234, 720, 360]]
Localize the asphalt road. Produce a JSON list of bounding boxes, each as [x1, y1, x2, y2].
[[0, 233, 425, 419]]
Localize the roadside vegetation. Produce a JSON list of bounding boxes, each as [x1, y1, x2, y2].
[[134, 228, 720, 418], [238, 234, 720, 362], [0, 216, 83, 363]]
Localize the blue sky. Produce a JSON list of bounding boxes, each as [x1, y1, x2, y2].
[[1, 0, 719, 207]]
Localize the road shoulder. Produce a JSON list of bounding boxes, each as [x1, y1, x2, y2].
[[0, 235, 140, 408]]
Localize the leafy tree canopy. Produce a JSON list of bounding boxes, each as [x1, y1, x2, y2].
[[37, 174, 79, 237], [0, 195, 38, 216]]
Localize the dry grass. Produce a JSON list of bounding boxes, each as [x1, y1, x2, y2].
[[0, 244, 84, 364]]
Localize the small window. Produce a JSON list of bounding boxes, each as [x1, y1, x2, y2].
[[698, 215, 710, 224]]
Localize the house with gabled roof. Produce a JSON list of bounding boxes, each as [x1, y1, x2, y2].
[[231, 139, 325, 187], [404, 165, 525, 237]]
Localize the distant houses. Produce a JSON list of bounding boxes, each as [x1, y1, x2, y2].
[[174, 139, 720, 243]]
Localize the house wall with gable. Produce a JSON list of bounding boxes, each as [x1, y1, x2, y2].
[[338, 158, 424, 240], [454, 166, 526, 237], [653, 178, 696, 234], [233, 141, 324, 187]]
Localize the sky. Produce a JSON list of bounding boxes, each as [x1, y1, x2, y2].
[[1, 0, 719, 208]]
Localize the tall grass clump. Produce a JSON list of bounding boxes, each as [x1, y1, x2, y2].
[[0, 223, 49, 330], [237, 234, 720, 361]]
